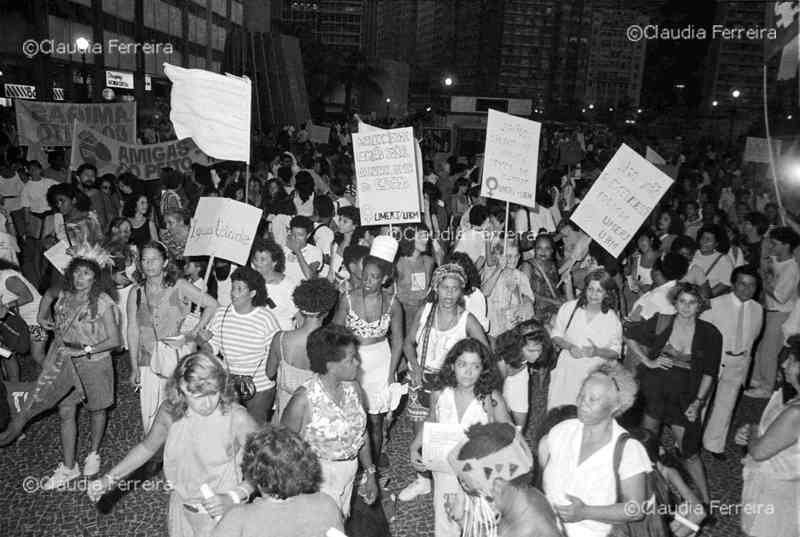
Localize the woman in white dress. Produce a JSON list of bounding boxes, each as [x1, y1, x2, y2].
[[408, 338, 511, 537], [548, 268, 622, 410]]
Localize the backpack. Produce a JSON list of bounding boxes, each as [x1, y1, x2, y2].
[[609, 433, 669, 537]]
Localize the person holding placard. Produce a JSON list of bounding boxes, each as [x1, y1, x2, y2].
[[481, 238, 535, 338], [407, 338, 510, 537], [548, 269, 622, 410]]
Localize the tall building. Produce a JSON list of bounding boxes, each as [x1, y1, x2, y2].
[[703, 0, 766, 112], [374, 0, 417, 63], [0, 0, 244, 104], [277, 0, 365, 52], [584, 7, 648, 108]]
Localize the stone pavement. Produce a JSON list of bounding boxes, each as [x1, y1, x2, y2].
[[1, 353, 767, 537]]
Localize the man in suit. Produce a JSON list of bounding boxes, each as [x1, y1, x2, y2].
[[700, 265, 763, 458]]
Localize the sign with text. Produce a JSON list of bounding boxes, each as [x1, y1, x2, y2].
[[744, 136, 782, 164], [352, 126, 421, 225], [69, 122, 214, 181], [571, 144, 673, 258], [15, 100, 136, 146], [480, 109, 541, 207], [106, 70, 134, 89], [183, 197, 262, 265]]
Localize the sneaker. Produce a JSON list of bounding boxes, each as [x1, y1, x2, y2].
[[42, 463, 80, 490], [83, 451, 101, 476], [398, 475, 431, 501], [743, 388, 772, 399]]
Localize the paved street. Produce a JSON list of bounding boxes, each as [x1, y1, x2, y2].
[[1, 353, 766, 537]]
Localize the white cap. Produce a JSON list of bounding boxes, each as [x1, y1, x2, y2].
[[370, 235, 399, 263]]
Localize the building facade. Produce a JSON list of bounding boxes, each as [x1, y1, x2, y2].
[[276, 0, 365, 51]]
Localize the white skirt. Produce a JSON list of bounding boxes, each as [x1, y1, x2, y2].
[[358, 339, 392, 414], [547, 349, 604, 410]]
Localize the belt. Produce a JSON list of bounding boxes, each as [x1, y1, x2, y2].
[[725, 350, 746, 357]]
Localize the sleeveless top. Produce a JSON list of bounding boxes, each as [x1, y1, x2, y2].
[[344, 289, 394, 339], [275, 332, 315, 420], [436, 387, 489, 428], [415, 303, 469, 372], [54, 291, 116, 360], [134, 284, 188, 366], [744, 391, 800, 479], [302, 375, 366, 461]]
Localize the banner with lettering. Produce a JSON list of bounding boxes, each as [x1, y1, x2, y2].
[[480, 109, 541, 207], [15, 101, 136, 146], [352, 126, 421, 225], [183, 197, 262, 265], [69, 122, 214, 181], [571, 144, 673, 258]]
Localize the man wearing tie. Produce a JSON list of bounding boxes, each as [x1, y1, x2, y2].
[[700, 265, 763, 458]]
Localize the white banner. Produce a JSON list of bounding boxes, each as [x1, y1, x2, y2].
[[183, 197, 262, 265], [480, 109, 541, 207], [571, 144, 673, 258], [744, 137, 781, 164], [352, 126, 421, 225]]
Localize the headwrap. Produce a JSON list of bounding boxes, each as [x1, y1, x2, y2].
[[447, 423, 535, 537], [430, 263, 467, 293]]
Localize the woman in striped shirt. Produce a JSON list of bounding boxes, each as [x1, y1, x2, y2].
[[202, 267, 281, 425]]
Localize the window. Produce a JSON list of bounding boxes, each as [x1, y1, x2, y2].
[[169, 5, 183, 37], [49, 16, 94, 64], [144, 0, 155, 28], [231, 1, 243, 24], [103, 0, 135, 21]]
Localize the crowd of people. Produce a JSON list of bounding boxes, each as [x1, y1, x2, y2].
[[0, 116, 798, 537]]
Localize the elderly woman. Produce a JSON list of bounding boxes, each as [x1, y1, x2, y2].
[[548, 268, 622, 410], [201, 267, 281, 424], [281, 324, 378, 518], [400, 263, 490, 502], [267, 278, 340, 422], [211, 426, 344, 537], [88, 353, 259, 537], [625, 282, 721, 505], [540, 363, 651, 537], [734, 343, 800, 537]]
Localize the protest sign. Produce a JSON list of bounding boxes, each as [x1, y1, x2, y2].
[[183, 197, 262, 265], [480, 109, 541, 207], [15, 101, 136, 146], [352, 126, 421, 225], [744, 137, 782, 164], [645, 146, 666, 165], [69, 122, 214, 181], [44, 241, 71, 274], [309, 123, 331, 144], [571, 144, 673, 258]]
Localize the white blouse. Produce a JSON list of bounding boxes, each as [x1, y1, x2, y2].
[[543, 418, 652, 537], [551, 299, 622, 354]]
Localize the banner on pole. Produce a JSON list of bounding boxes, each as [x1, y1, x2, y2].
[[69, 122, 214, 180], [183, 197, 262, 265], [352, 126, 421, 225], [15, 101, 136, 146], [480, 109, 541, 207], [744, 136, 782, 163], [571, 144, 673, 258]]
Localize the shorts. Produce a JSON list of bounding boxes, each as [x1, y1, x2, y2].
[[61, 355, 115, 411], [407, 369, 439, 422], [28, 325, 48, 343]]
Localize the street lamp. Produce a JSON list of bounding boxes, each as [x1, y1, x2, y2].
[[637, 108, 642, 114], [729, 89, 741, 145], [712, 100, 718, 107], [76, 37, 90, 102], [731, 89, 741, 99], [588, 104, 594, 110], [443, 76, 453, 87], [385, 97, 391, 120]]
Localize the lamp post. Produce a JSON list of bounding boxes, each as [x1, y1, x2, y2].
[[76, 37, 90, 102], [729, 89, 741, 146], [385, 97, 391, 121]]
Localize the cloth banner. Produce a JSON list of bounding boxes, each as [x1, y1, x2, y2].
[[69, 122, 214, 181], [15, 100, 136, 147], [183, 197, 262, 265], [744, 136, 782, 164], [164, 63, 251, 162], [571, 144, 674, 258], [480, 109, 541, 207]]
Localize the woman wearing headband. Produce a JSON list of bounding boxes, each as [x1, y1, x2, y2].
[[399, 263, 489, 502], [267, 278, 340, 422]]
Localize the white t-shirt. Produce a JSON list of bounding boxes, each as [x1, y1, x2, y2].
[[684, 251, 734, 288], [266, 275, 299, 331], [464, 288, 490, 333], [503, 367, 530, 414], [20, 178, 58, 214], [544, 418, 652, 537], [283, 244, 323, 282]]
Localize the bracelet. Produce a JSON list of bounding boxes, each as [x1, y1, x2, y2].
[[226, 490, 242, 504], [364, 464, 376, 475]]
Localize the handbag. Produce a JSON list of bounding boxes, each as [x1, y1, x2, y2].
[[139, 286, 185, 379], [407, 302, 438, 420], [217, 305, 262, 403], [0, 311, 30, 355], [609, 434, 669, 537]]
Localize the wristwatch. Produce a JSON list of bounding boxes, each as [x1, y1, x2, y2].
[[83, 345, 94, 358]]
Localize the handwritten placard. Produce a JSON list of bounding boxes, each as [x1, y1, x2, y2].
[[44, 240, 72, 275], [480, 109, 541, 207], [183, 197, 262, 264], [744, 137, 781, 164], [571, 144, 673, 258], [352, 126, 421, 225]]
